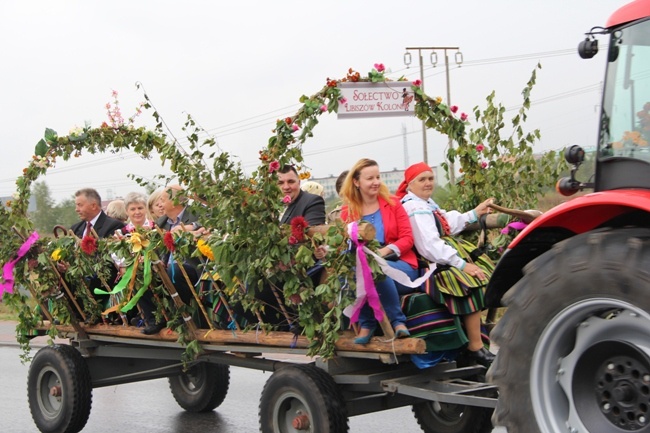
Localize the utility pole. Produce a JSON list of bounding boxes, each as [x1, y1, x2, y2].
[[404, 46, 462, 183]]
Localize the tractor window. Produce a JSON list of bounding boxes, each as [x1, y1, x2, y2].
[[600, 19, 650, 163]]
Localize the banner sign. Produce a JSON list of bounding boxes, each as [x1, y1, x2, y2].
[[337, 81, 416, 119]]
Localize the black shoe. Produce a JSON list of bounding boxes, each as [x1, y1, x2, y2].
[[141, 322, 166, 335], [462, 347, 496, 367]]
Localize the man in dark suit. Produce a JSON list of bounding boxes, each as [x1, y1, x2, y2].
[[278, 165, 326, 226], [140, 185, 205, 334], [68, 188, 125, 320], [71, 188, 125, 238], [233, 166, 327, 328]]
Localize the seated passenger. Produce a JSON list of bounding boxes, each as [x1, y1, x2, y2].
[[106, 199, 128, 223], [327, 170, 348, 224], [147, 188, 166, 221], [340, 158, 418, 344], [300, 180, 324, 197], [233, 165, 327, 328], [396, 162, 496, 366], [139, 185, 205, 335], [68, 188, 126, 320], [123, 191, 154, 231]]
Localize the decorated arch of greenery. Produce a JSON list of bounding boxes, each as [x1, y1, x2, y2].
[[0, 63, 563, 360]]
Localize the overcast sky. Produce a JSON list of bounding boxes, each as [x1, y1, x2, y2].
[[0, 0, 625, 203]]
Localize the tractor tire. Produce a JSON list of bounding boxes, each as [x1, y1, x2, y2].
[[412, 400, 493, 433], [27, 344, 92, 433], [169, 362, 230, 412], [259, 364, 348, 433], [488, 228, 650, 433]]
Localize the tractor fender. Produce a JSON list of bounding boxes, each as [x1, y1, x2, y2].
[[486, 189, 650, 307]]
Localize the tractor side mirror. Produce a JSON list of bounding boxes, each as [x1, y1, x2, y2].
[[578, 38, 599, 59], [556, 145, 592, 196]]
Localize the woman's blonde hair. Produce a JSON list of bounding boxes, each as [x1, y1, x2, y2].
[[147, 189, 163, 220], [106, 199, 128, 222], [340, 158, 391, 222]]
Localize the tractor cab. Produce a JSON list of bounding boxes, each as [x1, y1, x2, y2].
[[596, 4, 650, 191], [561, 0, 650, 194]]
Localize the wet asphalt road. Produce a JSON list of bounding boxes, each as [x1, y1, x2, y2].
[[0, 344, 506, 432]]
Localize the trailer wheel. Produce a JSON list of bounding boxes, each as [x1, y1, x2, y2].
[[259, 364, 348, 433], [168, 362, 230, 412], [27, 344, 92, 433], [412, 400, 493, 433], [489, 228, 650, 433]]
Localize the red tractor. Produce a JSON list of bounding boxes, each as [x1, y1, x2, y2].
[[486, 1, 650, 432]]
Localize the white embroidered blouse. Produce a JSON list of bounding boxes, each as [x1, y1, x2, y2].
[[401, 191, 477, 270]]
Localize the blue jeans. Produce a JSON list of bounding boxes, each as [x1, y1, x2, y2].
[[358, 259, 418, 330], [387, 259, 420, 296]]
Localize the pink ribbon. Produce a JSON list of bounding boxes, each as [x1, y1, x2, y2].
[[344, 222, 384, 323], [1, 231, 39, 298], [501, 221, 528, 234]]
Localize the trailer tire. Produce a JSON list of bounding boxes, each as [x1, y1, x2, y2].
[[27, 344, 92, 433], [489, 228, 650, 433], [412, 400, 493, 433], [259, 364, 348, 433], [168, 362, 230, 412]]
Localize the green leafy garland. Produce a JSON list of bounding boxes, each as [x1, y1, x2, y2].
[[1, 63, 563, 360]]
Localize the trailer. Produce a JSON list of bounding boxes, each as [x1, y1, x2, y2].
[[26, 321, 496, 433]]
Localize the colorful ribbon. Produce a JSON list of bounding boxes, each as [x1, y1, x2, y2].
[[501, 221, 528, 234], [94, 249, 153, 313], [343, 222, 384, 323], [1, 231, 39, 298]]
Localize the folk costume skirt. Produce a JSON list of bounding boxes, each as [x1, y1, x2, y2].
[[423, 236, 495, 316]]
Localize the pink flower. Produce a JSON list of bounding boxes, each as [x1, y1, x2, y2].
[[374, 63, 385, 72], [111, 90, 118, 98], [413, 79, 422, 87], [288, 235, 299, 245], [481, 161, 488, 169], [320, 104, 328, 112], [339, 97, 347, 104], [450, 105, 458, 114], [291, 124, 299, 132], [282, 195, 292, 204], [269, 160, 280, 173], [476, 144, 485, 152], [460, 112, 468, 121]]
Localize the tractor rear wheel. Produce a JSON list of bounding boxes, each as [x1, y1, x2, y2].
[[489, 228, 650, 433]]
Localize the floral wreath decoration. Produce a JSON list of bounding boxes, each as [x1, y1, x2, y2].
[[0, 63, 556, 360]]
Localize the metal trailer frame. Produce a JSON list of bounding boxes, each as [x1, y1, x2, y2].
[[66, 330, 497, 416]]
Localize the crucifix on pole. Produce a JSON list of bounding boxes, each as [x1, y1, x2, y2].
[[404, 46, 463, 184]]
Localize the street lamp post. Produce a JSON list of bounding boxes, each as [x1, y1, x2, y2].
[[404, 46, 462, 183]]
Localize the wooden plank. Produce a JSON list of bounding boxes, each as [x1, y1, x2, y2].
[[38, 323, 427, 355]]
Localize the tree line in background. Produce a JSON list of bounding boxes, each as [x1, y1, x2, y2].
[[30, 181, 78, 235]]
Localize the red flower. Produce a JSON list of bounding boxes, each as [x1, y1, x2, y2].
[[285, 117, 292, 125], [163, 231, 175, 252], [290, 216, 308, 242], [288, 235, 299, 245], [481, 161, 488, 169], [450, 105, 458, 114], [413, 79, 422, 87], [80, 236, 97, 255], [476, 144, 485, 152], [460, 112, 468, 121], [374, 63, 385, 72]]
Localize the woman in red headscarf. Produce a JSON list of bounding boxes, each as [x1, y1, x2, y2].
[[397, 162, 496, 367]]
